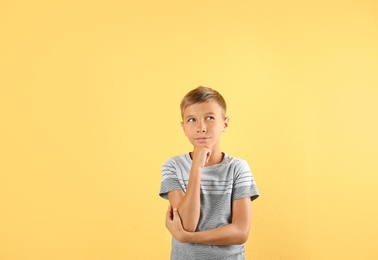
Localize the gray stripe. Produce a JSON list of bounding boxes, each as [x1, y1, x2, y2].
[[159, 153, 259, 259]]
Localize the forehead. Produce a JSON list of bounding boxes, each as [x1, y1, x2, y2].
[[182, 102, 224, 117]]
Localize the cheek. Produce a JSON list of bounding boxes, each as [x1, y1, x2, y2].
[[183, 125, 195, 134]]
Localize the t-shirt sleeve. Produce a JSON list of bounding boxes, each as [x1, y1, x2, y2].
[[159, 159, 184, 200], [232, 160, 259, 201]]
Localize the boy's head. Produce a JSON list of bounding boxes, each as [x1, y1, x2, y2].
[[180, 86, 227, 119]]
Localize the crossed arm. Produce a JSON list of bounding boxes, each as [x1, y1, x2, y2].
[[165, 147, 253, 246], [165, 193, 252, 245]]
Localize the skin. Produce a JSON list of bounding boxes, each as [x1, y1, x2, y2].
[[165, 101, 252, 245]]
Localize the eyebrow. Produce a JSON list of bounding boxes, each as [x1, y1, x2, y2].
[[184, 112, 216, 120], [184, 115, 194, 120]]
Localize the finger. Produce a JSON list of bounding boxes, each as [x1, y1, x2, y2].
[[172, 208, 178, 220]]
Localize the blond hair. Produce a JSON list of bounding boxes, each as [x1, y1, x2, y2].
[[180, 86, 227, 118]]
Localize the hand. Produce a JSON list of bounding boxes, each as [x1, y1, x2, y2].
[[191, 146, 212, 169], [165, 205, 188, 243]]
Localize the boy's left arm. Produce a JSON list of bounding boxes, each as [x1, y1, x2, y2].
[[166, 197, 252, 245]]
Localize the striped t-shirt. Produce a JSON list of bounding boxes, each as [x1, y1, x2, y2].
[[160, 153, 259, 260]]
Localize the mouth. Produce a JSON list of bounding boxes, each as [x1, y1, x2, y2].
[[195, 137, 211, 142]]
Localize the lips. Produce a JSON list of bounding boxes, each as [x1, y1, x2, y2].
[[195, 137, 211, 142]]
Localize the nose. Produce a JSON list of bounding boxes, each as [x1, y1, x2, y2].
[[197, 122, 206, 133]]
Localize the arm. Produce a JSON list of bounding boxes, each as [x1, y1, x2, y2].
[[167, 147, 211, 232], [167, 166, 201, 232], [166, 197, 252, 245]]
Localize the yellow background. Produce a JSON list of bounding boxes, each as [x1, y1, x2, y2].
[[1, 1, 377, 259]]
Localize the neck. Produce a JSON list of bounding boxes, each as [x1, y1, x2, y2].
[[205, 150, 224, 166]]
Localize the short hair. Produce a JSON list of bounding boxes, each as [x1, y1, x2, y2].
[[180, 86, 227, 118]]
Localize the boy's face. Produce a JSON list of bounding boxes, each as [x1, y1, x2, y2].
[[181, 102, 229, 150]]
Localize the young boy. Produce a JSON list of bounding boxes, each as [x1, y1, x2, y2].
[[160, 86, 259, 260]]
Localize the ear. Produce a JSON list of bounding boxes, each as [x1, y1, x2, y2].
[[180, 121, 187, 135], [223, 116, 229, 132]]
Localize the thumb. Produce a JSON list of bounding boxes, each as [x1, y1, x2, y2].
[[206, 151, 211, 163]]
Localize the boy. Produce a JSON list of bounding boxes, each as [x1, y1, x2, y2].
[[160, 86, 259, 259]]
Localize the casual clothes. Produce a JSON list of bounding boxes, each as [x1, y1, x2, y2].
[[160, 153, 259, 260]]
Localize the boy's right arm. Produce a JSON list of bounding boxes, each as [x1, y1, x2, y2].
[[167, 147, 211, 232]]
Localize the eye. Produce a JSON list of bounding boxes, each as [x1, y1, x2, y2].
[[206, 116, 215, 120], [187, 118, 195, 122]]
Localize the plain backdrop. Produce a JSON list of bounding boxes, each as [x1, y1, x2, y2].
[[1, 1, 377, 259]]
